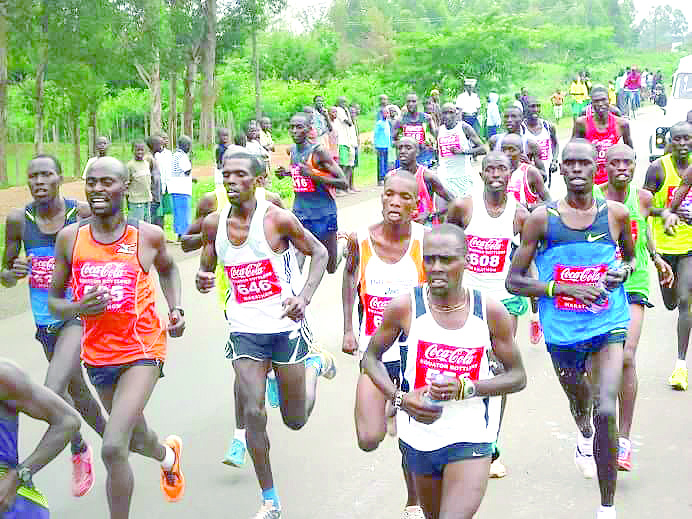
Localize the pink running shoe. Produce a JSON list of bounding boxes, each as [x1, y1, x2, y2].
[[72, 444, 95, 497], [529, 319, 543, 345]]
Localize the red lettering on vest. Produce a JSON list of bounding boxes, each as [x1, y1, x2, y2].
[[414, 340, 484, 389], [554, 263, 608, 311], [226, 258, 281, 304]]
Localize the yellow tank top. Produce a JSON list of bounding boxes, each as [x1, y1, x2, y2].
[[651, 154, 692, 254]]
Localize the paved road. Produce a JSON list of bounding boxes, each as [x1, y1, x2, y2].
[[2, 108, 691, 518]]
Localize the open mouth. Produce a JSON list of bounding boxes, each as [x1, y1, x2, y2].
[[89, 196, 108, 208]]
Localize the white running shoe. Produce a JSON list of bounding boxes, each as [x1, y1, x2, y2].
[[574, 444, 596, 479], [596, 505, 616, 519], [401, 505, 426, 519], [253, 501, 281, 519]]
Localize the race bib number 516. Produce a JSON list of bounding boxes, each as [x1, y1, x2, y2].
[[226, 259, 281, 304]]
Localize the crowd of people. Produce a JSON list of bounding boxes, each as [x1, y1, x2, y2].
[[1, 77, 692, 519]]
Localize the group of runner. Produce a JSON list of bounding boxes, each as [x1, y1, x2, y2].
[[1, 85, 691, 519]]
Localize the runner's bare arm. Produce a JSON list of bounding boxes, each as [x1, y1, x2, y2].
[[181, 193, 217, 252], [476, 299, 527, 397], [609, 201, 636, 274], [642, 190, 674, 286], [146, 224, 184, 337], [195, 212, 220, 294], [528, 140, 546, 173], [462, 122, 487, 156], [513, 203, 530, 236], [572, 117, 587, 139], [527, 165, 551, 204], [549, 123, 560, 169], [1, 209, 27, 287], [445, 196, 472, 229], [643, 160, 673, 222], [303, 146, 348, 190], [620, 119, 633, 148], [0, 360, 80, 478], [342, 232, 360, 355]]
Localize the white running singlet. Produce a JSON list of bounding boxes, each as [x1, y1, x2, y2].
[[216, 197, 303, 334], [463, 190, 517, 302], [357, 223, 426, 362], [522, 120, 554, 165], [397, 287, 500, 451], [507, 163, 539, 206], [437, 123, 473, 198]]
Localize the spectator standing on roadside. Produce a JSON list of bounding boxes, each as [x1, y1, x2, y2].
[[569, 75, 589, 120], [126, 139, 155, 222], [314, 95, 333, 150], [456, 79, 482, 134], [520, 87, 530, 114], [156, 133, 174, 230], [551, 89, 564, 120], [82, 136, 110, 179], [246, 120, 270, 173], [215, 128, 231, 186], [349, 104, 361, 192], [259, 116, 275, 173], [388, 104, 402, 169], [376, 94, 390, 121], [486, 92, 501, 137], [616, 69, 627, 111], [374, 108, 391, 185], [428, 90, 442, 127], [168, 135, 193, 242], [335, 97, 355, 193], [513, 93, 524, 114]]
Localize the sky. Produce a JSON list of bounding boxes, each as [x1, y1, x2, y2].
[[633, 0, 692, 25]]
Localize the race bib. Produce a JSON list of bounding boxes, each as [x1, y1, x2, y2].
[[594, 138, 615, 168], [538, 138, 551, 161], [667, 185, 692, 208], [438, 133, 461, 158], [553, 264, 608, 311], [403, 124, 425, 145], [75, 261, 137, 312], [226, 259, 281, 304], [29, 256, 55, 289], [414, 340, 485, 390], [363, 294, 391, 336], [290, 164, 315, 193], [466, 236, 509, 274]]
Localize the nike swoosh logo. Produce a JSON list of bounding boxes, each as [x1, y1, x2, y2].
[[586, 233, 607, 242], [472, 451, 484, 457]]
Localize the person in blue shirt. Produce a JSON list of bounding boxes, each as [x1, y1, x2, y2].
[[374, 110, 392, 185]]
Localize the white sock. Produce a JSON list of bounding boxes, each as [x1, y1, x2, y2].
[[597, 505, 616, 518], [234, 428, 247, 446], [578, 430, 593, 455], [675, 358, 687, 370], [161, 445, 176, 470]]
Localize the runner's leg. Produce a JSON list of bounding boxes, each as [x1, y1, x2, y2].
[[439, 457, 491, 519], [354, 373, 387, 451], [618, 304, 644, 439], [413, 473, 442, 519], [674, 256, 692, 363], [322, 230, 340, 274], [551, 360, 593, 437]]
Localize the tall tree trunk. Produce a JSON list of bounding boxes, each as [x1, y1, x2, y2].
[[0, 2, 8, 185], [34, 62, 46, 154], [183, 57, 196, 137], [253, 29, 261, 121], [150, 58, 162, 135], [199, 0, 216, 147], [88, 108, 97, 156], [72, 110, 81, 179], [168, 70, 177, 148]]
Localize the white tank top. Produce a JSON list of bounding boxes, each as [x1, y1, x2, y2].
[[216, 197, 302, 334], [507, 163, 538, 206], [522, 121, 554, 164], [463, 190, 517, 302], [397, 287, 500, 450], [437, 123, 473, 198], [357, 223, 426, 362]]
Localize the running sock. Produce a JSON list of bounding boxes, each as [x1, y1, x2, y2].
[[161, 445, 176, 471], [261, 487, 281, 509], [234, 428, 247, 447], [578, 429, 594, 455], [70, 435, 87, 455], [675, 358, 687, 369]]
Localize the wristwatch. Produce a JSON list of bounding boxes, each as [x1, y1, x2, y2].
[[16, 465, 32, 487], [392, 390, 405, 410], [169, 306, 184, 316]]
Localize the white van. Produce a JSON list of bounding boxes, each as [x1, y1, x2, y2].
[[649, 54, 692, 161]]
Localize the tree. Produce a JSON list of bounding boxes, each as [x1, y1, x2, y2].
[[199, 0, 216, 147], [0, 0, 8, 184]]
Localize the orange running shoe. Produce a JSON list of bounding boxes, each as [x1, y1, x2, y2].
[[160, 435, 185, 502], [529, 319, 543, 345]]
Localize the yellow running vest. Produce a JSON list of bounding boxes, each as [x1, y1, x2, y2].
[[651, 154, 692, 254]]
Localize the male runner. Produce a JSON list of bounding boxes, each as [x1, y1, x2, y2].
[[394, 137, 453, 227], [522, 97, 559, 187], [342, 169, 427, 519], [0, 359, 81, 518], [572, 85, 632, 185], [447, 152, 530, 479], [436, 102, 486, 200], [196, 149, 336, 519], [1, 154, 106, 497], [595, 144, 673, 470], [277, 113, 348, 274], [643, 121, 692, 390], [507, 139, 635, 519], [489, 106, 546, 175], [393, 94, 437, 167], [362, 224, 526, 519], [49, 157, 186, 518]]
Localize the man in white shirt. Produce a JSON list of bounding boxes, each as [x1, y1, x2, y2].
[[168, 135, 193, 241], [456, 80, 482, 134], [81, 136, 110, 179], [334, 96, 354, 192], [153, 134, 173, 229]]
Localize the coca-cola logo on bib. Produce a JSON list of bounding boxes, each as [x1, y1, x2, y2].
[[368, 296, 389, 311], [465, 235, 509, 274], [414, 339, 485, 389], [554, 263, 607, 311], [363, 293, 392, 336], [228, 262, 266, 280], [79, 262, 127, 279], [424, 343, 480, 366], [467, 236, 506, 252], [226, 258, 282, 305]]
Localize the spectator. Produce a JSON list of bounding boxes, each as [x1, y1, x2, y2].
[[259, 117, 274, 173], [168, 135, 193, 242], [245, 120, 270, 172], [513, 93, 524, 113], [349, 104, 360, 192], [387, 104, 401, 169], [624, 66, 642, 109], [313, 95, 333, 150], [616, 69, 627, 111], [153, 134, 173, 229], [126, 140, 153, 222], [376, 94, 389, 121], [334, 96, 355, 193], [456, 79, 481, 134], [520, 87, 530, 113], [82, 136, 109, 179], [569, 75, 589, 119], [550, 89, 564, 120], [145, 136, 163, 227], [374, 108, 391, 185], [326, 106, 339, 161], [486, 92, 501, 137], [215, 128, 231, 186], [428, 90, 442, 127]]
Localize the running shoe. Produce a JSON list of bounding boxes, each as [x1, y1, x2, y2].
[[617, 437, 632, 472], [222, 438, 247, 468], [401, 505, 426, 519], [266, 374, 280, 408], [574, 444, 596, 479], [160, 435, 185, 502], [529, 319, 543, 345], [306, 346, 337, 380], [596, 505, 617, 519], [669, 366, 688, 390], [489, 459, 507, 478], [253, 501, 281, 519], [71, 444, 95, 497]]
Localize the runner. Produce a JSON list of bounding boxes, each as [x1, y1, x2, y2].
[[394, 136, 454, 227], [0, 358, 81, 518], [643, 121, 692, 390], [594, 144, 673, 471], [447, 151, 530, 480], [48, 156, 186, 518], [196, 148, 336, 519], [393, 94, 437, 168], [522, 97, 559, 188], [489, 106, 546, 176], [342, 169, 427, 519], [362, 223, 526, 519], [436, 102, 486, 200], [276, 113, 348, 274], [500, 133, 551, 208], [572, 85, 632, 185], [506, 139, 635, 519], [1, 154, 105, 498]]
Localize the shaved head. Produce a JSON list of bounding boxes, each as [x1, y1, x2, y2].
[[87, 156, 128, 181], [502, 133, 522, 148], [606, 143, 635, 161], [562, 138, 597, 161], [384, 169, 418, 195], [426, 223, 467, 254], [482, 151, 511, 170]]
